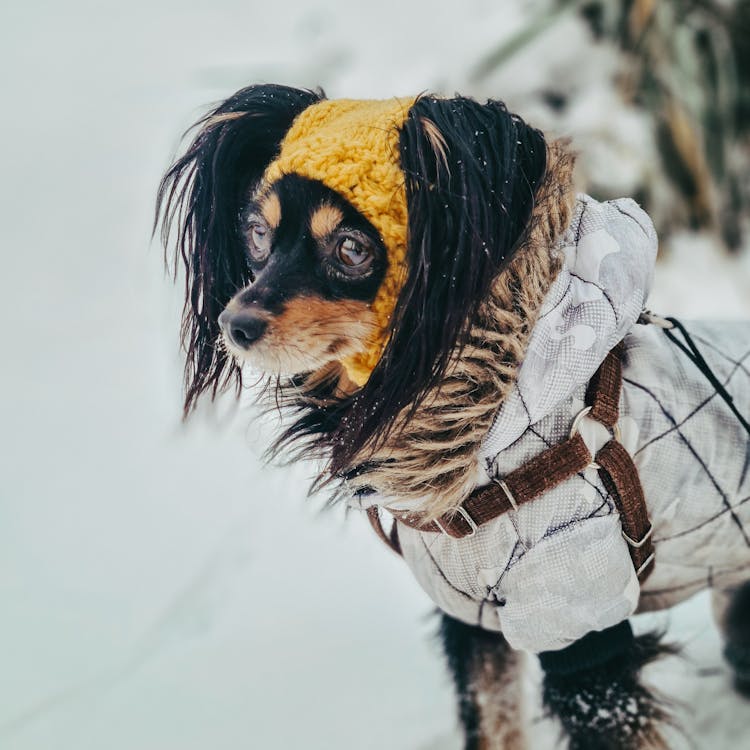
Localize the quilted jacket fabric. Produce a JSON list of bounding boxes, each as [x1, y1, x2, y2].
[[376, 195, 750, 653]]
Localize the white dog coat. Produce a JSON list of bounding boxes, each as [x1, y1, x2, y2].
[[359, 195, 750, 653]]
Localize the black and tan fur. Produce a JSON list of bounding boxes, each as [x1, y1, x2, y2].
[[155, 84, 742, 749], [218, 174, 386, 375]]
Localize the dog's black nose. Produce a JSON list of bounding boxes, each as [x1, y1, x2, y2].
[[219, 311, 267, 349]]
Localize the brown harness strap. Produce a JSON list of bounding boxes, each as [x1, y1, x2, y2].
[[394, 432, 592, 538], [586, 341, 623, 427], [596, 440, 655, 579], [367, 345, 655, 581]]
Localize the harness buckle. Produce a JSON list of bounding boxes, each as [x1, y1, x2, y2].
[[435, 506, 478, 538], [635, 552, 656, 577], [493, 477, 519, 511], [638, 310, 675, 330], [570, 405, 623, 442], [622, 522, 653, 549], [455, 506, 479, 537], [570, 405, 622, 469]]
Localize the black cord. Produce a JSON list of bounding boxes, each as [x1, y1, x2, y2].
[[664, 317, 750, 437]]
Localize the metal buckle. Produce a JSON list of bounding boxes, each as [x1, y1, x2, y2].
[[622, 522, 653, 549], [434, 506, 478, 538], [636, 552, 655, 577], [638, 310, 675, 330], [493, 477, 519, 511], [570, 405, 623, 442], [455, 506, 478, 537], [569, 405, 622, 469]]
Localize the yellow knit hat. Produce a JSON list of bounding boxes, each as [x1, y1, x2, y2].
[[263, 96, 417, 386]]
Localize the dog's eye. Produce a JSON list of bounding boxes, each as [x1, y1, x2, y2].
[[248, 221, 272, 262], [336, 237, 372, 268]]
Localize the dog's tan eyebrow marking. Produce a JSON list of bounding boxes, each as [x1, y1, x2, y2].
[[259, 192, 282, 229], [310, 204, 344, 241]]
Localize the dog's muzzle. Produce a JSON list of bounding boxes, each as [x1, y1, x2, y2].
[[218, 310, 267, 349]]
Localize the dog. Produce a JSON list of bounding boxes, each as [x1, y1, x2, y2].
[[156, 84, 750, 749]]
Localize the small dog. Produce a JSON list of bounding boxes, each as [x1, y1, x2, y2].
[[157, 85, 750, 749]]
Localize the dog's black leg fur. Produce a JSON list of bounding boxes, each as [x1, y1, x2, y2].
[[541, 622, 675, 750], [440, 614, 524, 750], [722, 580, 750, 697], [440, 615, 482, 749]]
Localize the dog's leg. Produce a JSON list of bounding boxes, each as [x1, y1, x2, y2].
[[714, 580, 750, 696], [540, 621, 674, 750], [439, 614, 525, 750]]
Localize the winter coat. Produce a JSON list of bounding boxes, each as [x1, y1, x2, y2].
[[359, 195, 750, 654]]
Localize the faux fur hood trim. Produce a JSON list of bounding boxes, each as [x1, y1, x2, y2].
[[342, 140, 577, 519]]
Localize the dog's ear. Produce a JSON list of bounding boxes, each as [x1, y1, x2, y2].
[[330, 95, 548, 468], [155, 84, 324, 415], [392, 96, 548, 384]]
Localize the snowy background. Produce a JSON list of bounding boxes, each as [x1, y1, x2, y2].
[[2, 1, 750, 748]]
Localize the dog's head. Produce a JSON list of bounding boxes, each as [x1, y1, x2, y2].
[[156, 85, 548, 467]]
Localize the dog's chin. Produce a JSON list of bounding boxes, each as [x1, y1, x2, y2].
[[222, 332, 365, 378]]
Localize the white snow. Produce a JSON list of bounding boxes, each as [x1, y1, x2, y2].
[[1, 2, 749, 749]]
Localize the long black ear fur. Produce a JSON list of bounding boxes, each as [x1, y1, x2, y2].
[[328, 95, 548, 474], [155, 84, 323, 414]]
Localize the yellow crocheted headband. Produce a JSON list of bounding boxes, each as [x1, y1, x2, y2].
[[264, 96, 417, 386]]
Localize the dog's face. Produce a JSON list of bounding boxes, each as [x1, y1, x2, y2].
[[218, 175, 386, 375]]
